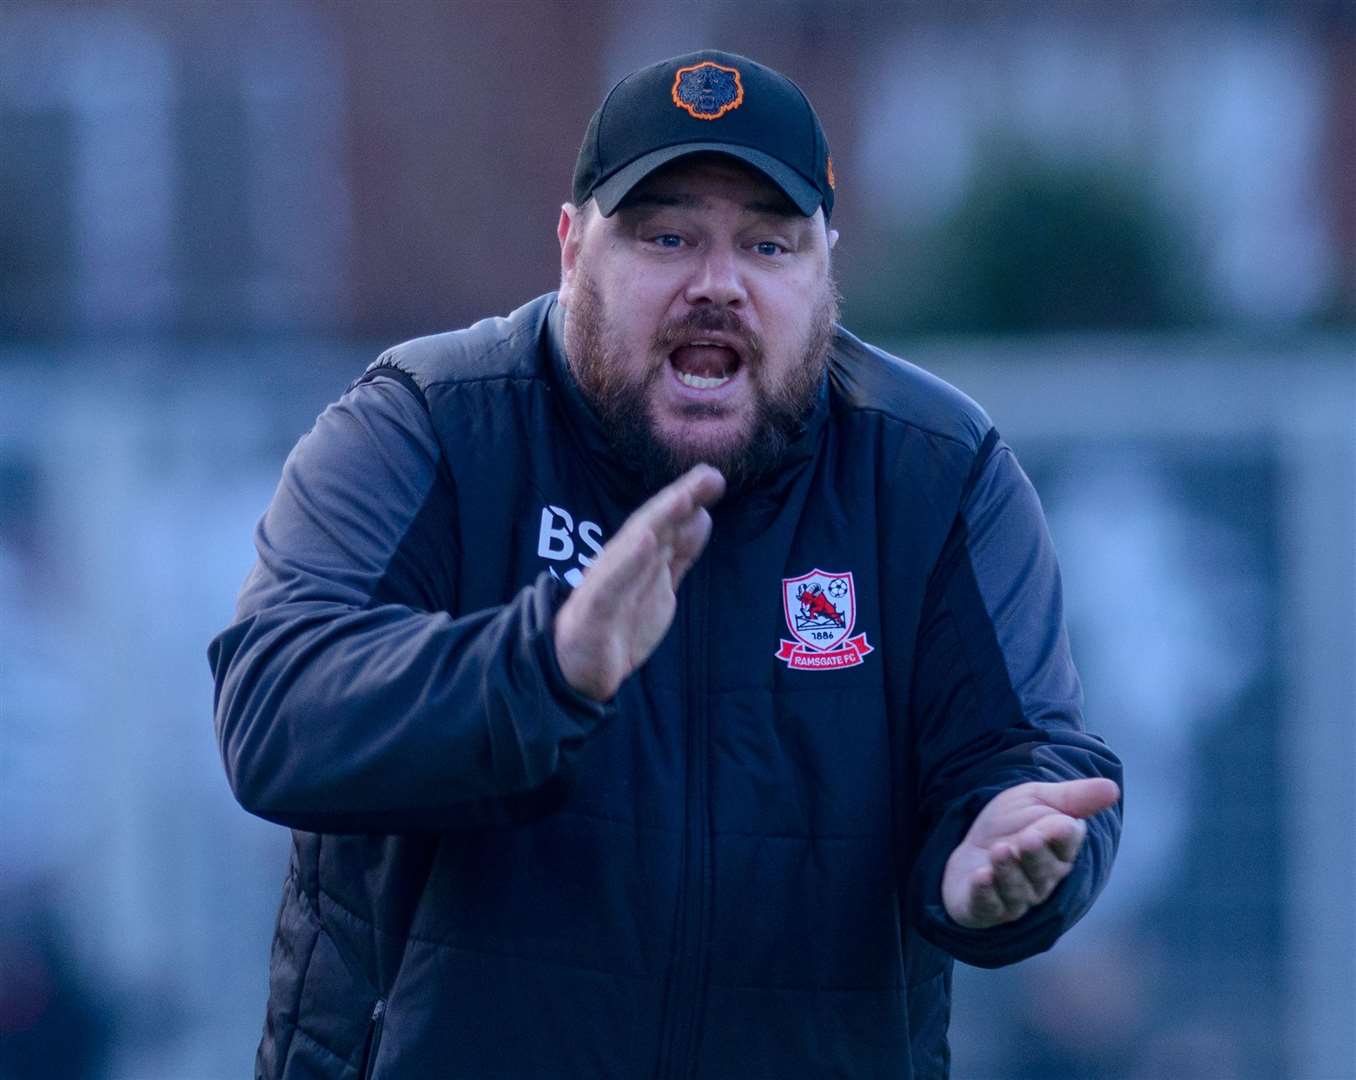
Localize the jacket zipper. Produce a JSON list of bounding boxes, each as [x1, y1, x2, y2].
[[658, 561, 712, 1079], [359, 998, 386, 1080]]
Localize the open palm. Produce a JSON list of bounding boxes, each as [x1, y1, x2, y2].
[[941, 778, 1120, 929]]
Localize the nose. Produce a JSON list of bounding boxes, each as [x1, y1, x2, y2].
[[683, 244, 747, 308]]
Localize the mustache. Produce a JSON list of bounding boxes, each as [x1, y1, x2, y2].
[[651, 308, 763, 363]]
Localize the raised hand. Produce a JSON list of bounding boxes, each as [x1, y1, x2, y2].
[[941, 778, 1120, 930], [553, 464, 726, 702]]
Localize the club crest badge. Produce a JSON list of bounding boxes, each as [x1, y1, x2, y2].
[[776, 569, 874, 671], [671, 60, 744, 121]]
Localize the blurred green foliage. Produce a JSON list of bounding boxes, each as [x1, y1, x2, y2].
[[845, 148, 1206, 337]]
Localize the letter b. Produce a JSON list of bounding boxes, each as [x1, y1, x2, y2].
[[537, 505, 574, 561]]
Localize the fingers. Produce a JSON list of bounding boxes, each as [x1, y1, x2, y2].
[[682, 462, 727, 508], [552, 465, 725, 702], [1002, 814, 1083, 897], [585, 464, 723, 588], [631, 464, 726, 540], [990, 842, 1041, 908], [1026, 777, 1120, 819], [952, 814, 1088, 928], [624, 464, 723, 586], [580, 522, 665, 612], [669, 507, 713, 587], [960, 864, 1007, 927], [964, 849, 1070, 927], [1039, 815, 1088, 864], [1018, 815, 1084, 877]]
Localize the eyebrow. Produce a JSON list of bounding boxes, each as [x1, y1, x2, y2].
[[622, 192, 802, 219]]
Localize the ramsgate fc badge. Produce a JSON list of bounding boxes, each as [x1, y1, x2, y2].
[[776, 569, 874, 671]]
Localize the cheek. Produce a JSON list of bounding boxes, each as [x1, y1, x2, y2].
[[614, 290, 681, 349], [757, 288, 816, 348]]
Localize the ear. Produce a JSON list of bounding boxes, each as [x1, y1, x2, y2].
[[558, 203, 585, 306], [557, 203, 575, 252], [827, 227, 839, 251]]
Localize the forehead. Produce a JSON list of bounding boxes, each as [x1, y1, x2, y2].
[[619, 153, 804, 217]]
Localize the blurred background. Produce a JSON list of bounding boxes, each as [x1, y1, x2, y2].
[[1, 1, 1352, 1077]]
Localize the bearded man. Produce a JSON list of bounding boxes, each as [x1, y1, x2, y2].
[[210, 49, 1122, 1080]]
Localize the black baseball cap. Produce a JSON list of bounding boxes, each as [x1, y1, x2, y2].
[[572, 49, 836, 221]]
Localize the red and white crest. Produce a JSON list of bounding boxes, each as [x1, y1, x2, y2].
[[776, 569, 874, 671]]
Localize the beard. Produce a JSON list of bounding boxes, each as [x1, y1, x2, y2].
[[563, 265, 840, 496]]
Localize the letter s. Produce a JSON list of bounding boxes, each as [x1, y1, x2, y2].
[[577, 519, 604, 567]]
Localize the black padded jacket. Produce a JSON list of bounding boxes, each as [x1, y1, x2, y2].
[[208, 293, 1122, 1079]]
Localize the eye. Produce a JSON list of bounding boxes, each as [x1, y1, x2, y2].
[[651, 233, 684, 249], [753, 240, 786, 257]]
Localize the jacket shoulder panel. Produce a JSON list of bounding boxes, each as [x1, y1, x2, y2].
[[828, 326, 992, 452], [363, 294, 555, 394]]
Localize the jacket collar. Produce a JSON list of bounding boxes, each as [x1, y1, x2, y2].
[[543, 294, 831, 527]]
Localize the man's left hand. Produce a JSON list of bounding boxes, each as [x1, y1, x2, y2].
[[941, 778, 1120, 930]]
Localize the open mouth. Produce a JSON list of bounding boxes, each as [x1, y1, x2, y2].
[[669, 340, 742, 390]]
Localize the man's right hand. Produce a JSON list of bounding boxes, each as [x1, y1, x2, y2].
[[554, 464, 726, 702]]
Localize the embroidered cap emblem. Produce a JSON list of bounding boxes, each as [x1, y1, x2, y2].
[[776, 569, 874, 671], [672, 61, 744, 121]]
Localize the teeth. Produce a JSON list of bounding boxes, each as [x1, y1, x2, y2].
[[677, 370, 731, 390]]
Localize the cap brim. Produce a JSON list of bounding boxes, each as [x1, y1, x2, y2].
[[591, 143, 822, 217]]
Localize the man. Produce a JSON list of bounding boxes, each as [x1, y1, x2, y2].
[[210, 49, 1121, 1080]]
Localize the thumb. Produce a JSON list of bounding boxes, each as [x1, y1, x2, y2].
[[1028, 778, 1120, 819]]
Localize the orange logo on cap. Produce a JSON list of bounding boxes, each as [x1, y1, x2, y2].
[[826, 155, 836, 190], [672, 61, 744, 121]]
